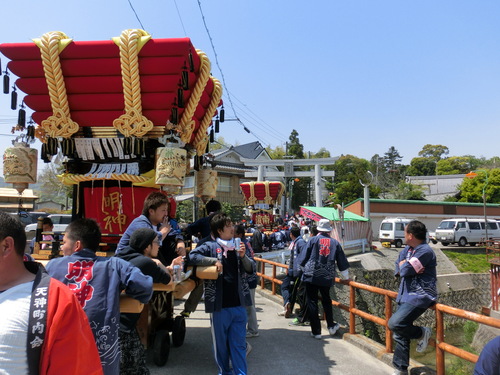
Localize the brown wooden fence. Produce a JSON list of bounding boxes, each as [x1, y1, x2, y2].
[[255, 256, 500, 375]]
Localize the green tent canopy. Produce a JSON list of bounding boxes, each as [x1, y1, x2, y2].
[[299, 206, 369, 222]]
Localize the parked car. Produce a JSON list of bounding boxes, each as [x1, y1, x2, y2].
[[10, 211, 49, 227], [378, 217, 412, 248], [428, 231, 438, 244], [25, 214, 72, 235], [434, 218, 500, 246]]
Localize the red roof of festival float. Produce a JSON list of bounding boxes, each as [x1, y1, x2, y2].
[[240, 181, 285, 205], [0, 30, 222, 152]]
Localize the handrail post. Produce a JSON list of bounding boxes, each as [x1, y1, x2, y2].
[[260, 260, 265, 289], [435, 306, 445, 375], [272, 264, 277, 295], [349, 283, 355, 334], [384, 295, 393, 353]]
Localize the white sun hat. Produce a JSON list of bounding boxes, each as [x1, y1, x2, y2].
[[317, 219, 333, 232]]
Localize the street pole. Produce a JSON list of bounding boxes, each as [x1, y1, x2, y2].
[[482, 170, 489, 244]]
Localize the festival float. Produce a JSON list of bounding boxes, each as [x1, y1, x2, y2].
[[0, 29, 224, 364], [0, 29, 223, 249], [240, 181, 285, 229]]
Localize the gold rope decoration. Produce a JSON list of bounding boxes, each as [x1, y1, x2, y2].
[[112, 29, 153, 137], [179, 50, 211, 143], [35, 31, 79, 139], [58, 172, 150, 186], [247, 182, 257, 206], [194, 78, 222, 155], [264, 181, 272, 204]]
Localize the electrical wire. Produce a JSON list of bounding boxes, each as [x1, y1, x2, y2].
[[196, 1, 238, 119], [173, 0, 188, 36], [196, 0, 289, 148], [127, 0, 146, 30]]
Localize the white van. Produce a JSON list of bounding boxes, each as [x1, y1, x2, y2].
[[434, 218, 500, 246], [379, 217, 412, 248], [25, 214, 72, 236]]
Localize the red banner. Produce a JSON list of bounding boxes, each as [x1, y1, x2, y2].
[[83, 186, 176, 235]]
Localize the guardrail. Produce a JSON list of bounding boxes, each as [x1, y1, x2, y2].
[[255, 256, 500, 375]]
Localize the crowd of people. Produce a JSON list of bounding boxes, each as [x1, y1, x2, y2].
[[2, 195, 499, 375]]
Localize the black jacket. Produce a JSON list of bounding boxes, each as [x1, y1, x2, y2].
[[117, 245, 171, 331]]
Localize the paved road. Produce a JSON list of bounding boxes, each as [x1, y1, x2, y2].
[[148, 289, 394, 375]]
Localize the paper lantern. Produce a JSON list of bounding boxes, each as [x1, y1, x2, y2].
[[155, 146, 187, 195], [195, 168, 218, 203], [3, 142, 38, 194]]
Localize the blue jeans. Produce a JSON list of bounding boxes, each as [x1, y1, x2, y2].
[[388, 302, 427, 371]]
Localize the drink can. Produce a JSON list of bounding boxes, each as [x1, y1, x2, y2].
[[173, 265, 181, 282]]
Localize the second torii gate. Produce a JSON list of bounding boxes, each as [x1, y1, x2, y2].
[[240, 157, 337, 208]]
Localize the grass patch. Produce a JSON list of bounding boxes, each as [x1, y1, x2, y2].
[[442, 250, 490, 273]]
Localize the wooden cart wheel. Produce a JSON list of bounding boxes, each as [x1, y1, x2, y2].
[[153, 329, 170, 366], [172, 315, 186, 347]]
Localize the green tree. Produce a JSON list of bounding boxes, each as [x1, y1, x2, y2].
[[329, 155, 379, 205], [286, 130, 308, 210], [388, 182, 426, 200], [210, 136, 229, 151], [372, 146, 404, 197], [265, 144, 286, 160], [407, 157, 436, 176], [176, 200, 194, 222], [287, 129, 305, 159], [436, 156, 478, 175], [418, 144, 449, 160], [457, 169, 500, 203], [221, 202, 245, 222], [35, 163, 73, 210], [312, 147, 331, 159]]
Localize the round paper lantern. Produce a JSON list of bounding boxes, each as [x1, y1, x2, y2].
[[3, 142, 38, 194]]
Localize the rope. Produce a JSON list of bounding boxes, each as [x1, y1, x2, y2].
[[194, 78, 222, 155], [112, 29, 153, 137], [36, 31, 79, 139], [58, 172, 149, 185], [179, 50, 211, 143]]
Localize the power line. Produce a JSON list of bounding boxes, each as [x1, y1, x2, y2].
[[127, 0, 146, 30], [172, 0, 188, 36], [196, 1, 238, 120]]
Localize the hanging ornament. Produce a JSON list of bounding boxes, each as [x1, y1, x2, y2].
[[215, 118, 220, 133], [188, 51, 194, 72], [220, 106, 225, 122], [17, 102, 26, 128], [177, 86, 184, 108], [155, 132, 187, 195], [11, 85, 17, 110], [195, 168, 218, 204], [209, 127, 214, 143], [3, 139, 38, 194], [182, 63, 189, 90], [171, 98, 179, 124], [3, 71, 9, 94]]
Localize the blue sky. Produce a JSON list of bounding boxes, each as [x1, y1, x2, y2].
[[1, 0, 500, 172]]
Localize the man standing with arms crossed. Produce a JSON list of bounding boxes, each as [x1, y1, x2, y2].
[[388, 220, 437, 375]]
